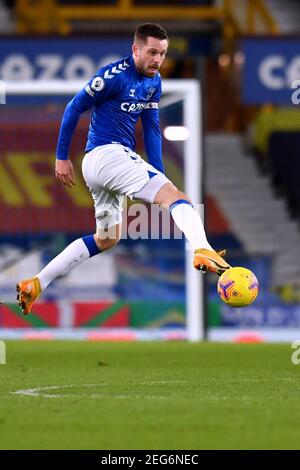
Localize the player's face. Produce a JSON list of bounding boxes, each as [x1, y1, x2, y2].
[[133, 37, 168, 77]]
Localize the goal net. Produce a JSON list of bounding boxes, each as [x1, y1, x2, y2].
[[0, 79, 203, 341]]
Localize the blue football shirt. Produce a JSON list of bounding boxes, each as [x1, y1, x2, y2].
[[56, 55, 164, 173]]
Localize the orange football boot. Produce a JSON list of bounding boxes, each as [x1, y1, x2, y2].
[[16, 277, 41, 315], [193, 249, 231, 276]]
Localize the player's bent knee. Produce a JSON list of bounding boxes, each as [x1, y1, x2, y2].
[[171, 189, 191, 205], [94, 224, 122, 251], [154, 183, 191, 209], [94, 234, 120, 251]]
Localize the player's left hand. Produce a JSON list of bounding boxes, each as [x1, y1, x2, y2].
[[55, 159, 75, 188]]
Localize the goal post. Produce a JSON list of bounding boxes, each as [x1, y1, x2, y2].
[[3, 79, 204, 341], [160, 80, 204, 341]]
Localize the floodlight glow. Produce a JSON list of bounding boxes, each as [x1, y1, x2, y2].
[[163, 126, 190, 141]]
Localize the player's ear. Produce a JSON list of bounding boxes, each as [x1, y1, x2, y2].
[[132, 43, 138, 56]]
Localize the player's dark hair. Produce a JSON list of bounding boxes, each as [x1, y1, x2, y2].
[[134, 23, 168, 43]]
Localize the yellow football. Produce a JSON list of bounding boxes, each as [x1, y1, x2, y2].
[[217, 267, 259, 308]]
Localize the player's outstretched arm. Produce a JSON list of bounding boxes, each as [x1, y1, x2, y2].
[[55, 159, 75, 188]]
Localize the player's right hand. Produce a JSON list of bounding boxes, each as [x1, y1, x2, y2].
[[55, 159, 75, 188]]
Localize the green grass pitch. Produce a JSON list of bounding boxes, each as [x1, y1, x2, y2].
[[0, 341, 300, 449]]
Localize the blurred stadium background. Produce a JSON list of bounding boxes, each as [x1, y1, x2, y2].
[[3, 0, 300, 453], [1, 0, 300, 342]]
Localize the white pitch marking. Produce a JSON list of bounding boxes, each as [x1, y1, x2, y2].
[[10, 383, 98, 398], [10, 382, 177, 399]]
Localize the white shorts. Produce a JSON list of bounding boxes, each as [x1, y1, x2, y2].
[[82, 144, 170, 229]]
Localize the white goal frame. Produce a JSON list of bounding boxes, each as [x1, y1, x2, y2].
[[5, 79, 204, 341]]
